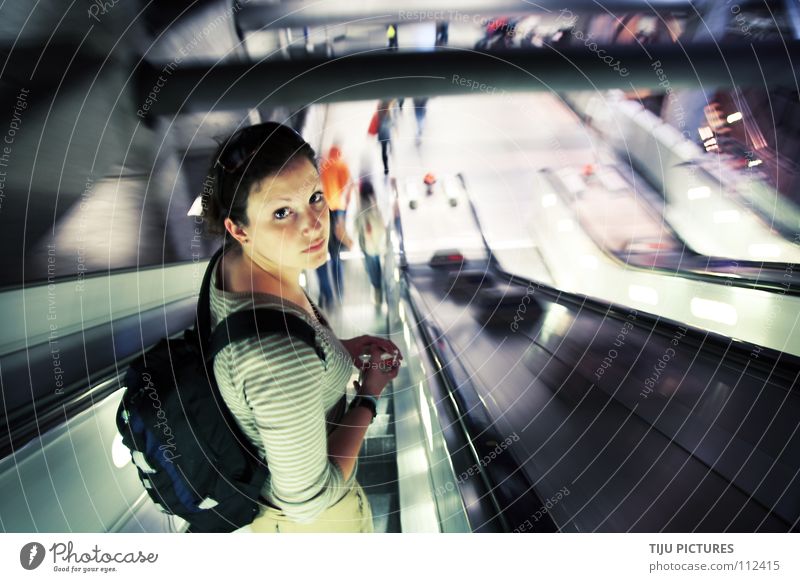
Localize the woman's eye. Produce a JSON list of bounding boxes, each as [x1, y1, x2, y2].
[[310, 191, 325, 205], [274, 207, 291, 220]]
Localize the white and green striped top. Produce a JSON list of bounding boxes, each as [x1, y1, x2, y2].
[[209, 253, 356, 523]]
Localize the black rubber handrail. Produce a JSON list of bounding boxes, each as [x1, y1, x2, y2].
[[492, 264, 800, 390], [404, 279, 559, 532], [0, 297, 197, 459]]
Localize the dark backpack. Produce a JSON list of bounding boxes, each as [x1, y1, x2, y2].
[[116, 247, 325, 532]]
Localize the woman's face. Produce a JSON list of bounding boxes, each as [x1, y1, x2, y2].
[[242, 157, 329, 275]]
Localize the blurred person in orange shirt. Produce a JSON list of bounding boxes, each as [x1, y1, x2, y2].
[[316, 144, 353, 309]]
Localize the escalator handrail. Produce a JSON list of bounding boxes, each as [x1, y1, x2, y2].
[[493, 264, 800, 389], [403, 279, 559, 532], [541, 167, 800, 296], [389, 172, 556, 531]]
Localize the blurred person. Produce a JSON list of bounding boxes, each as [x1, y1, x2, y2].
[[375, 99, 397, 176], [435, 21, 449, 47], [386, 23, 398, 50], [202, 121, 403, 532], [316, 143, 353, 308], [354, 180, 387, 305], [476, 17, 515, 50], [412, 97, 429, 144]]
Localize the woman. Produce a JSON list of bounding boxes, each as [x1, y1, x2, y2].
[[354, 180, 386, 305], [202, 122, 402, 532]]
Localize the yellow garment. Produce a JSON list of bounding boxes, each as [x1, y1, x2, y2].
[[387, 25, 396, 39]]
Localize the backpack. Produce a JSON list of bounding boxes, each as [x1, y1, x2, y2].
[[357, 207, 387, 256], [367, 111, 379, 136], [116, 247, 325, 532]]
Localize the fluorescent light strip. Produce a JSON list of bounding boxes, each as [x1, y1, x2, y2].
[[580, 255, 599, 270], [690, 298, 738, 325], [542, 193, 557, 208], [687, 186, 711, 200], [713, 210, 740, 223], [628, 284, 659, 305], [557, 219, 574, 232], [748, 243, 780, 258], [698, 127, 714, 140]]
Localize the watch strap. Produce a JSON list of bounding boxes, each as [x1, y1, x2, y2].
[[349, 395, 378, 421]]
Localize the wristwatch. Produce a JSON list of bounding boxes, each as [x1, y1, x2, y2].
[[349, 394, 378, 422]]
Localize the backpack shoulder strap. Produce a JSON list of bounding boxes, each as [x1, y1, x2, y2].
[[196, 245, 226, 347], [209, 308, 326, 363]]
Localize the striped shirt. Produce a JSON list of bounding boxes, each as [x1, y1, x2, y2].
[[209, 254, 356, 523]]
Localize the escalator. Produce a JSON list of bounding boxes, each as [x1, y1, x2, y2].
[[404, 259, 799, 531], [393, 174, 800, 532]]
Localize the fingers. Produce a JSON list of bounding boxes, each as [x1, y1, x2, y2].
[[357, 352, 372, 370], [352, 334, 401, 355], [362, 350, 401, 377], [362, 337, 404, 360], [366, 341, 384, 354], [364, 343, 384, 361], [355, 337, 404, 378]]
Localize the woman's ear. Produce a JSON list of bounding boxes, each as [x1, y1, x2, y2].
[[223, 218, 249, 245]]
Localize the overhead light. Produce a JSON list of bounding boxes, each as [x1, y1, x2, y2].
[[557, 219, 574, 232], [187, 195, 204, 216], [703, 138, 717, 146], [690, 298, 737, 325], [628, 284, 658, 305], [542, 193, 557, 208], [713, 210, 740, 223], [698, 126, 714, 140], [747, 159, 763, 167], [687, 186, 711, 200], [748, 243, 780, 258], [112, 433, 131, 469], [580, 255, 598, 270], [726, 112, 743, 123]]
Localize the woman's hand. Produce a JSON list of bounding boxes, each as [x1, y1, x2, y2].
[[341, 335, 403, 368], [355, 343, 401, 398]]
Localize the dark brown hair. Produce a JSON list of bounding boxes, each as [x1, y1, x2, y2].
[[202, 122, 317, 237]]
